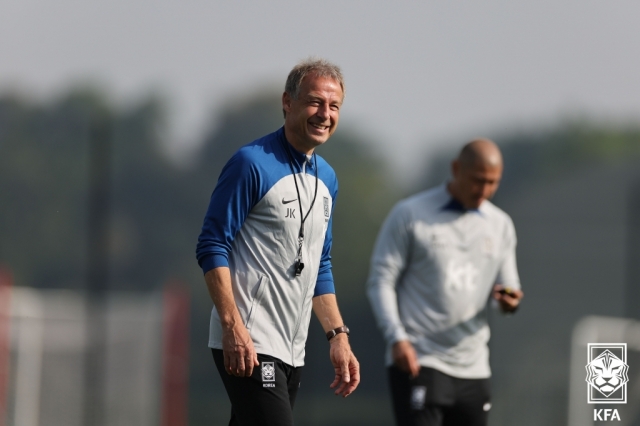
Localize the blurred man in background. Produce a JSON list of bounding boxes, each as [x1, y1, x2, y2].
[[196, 58, 359, 426], [367, 139, 523, 426]]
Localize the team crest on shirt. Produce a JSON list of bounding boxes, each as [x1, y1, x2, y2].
[[262, 362, 276, 388], [482, 237, 494, 255], [444, 261, 479, 292]]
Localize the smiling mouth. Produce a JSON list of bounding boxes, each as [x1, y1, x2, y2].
[[309, 122, 329, 131]]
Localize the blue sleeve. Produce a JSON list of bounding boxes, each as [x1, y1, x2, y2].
[[196, 150, 260, 274], [314, 182, 338, 296]]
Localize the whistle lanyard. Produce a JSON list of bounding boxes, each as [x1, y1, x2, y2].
[[283, 142, 318, 276]]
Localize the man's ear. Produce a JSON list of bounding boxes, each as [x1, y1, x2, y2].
[[282, 92, 291, 115], [451, 159, 459, 178]]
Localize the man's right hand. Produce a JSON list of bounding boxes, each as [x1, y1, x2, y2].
[[205, 267, 259, 378], [392, 340, 420, 378], [221, 323, 259, 377]]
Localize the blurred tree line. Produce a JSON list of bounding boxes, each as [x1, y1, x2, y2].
[[0, 88, 398, 297], [418, 120, 640, 196], [1, 86, 640, 425]]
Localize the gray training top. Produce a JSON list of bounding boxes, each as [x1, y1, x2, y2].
[[366, 184, 521, 379]]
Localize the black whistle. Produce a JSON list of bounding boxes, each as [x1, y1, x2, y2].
[[295, 261, 305, 276]]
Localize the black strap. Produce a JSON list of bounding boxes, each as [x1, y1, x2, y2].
[[282, 141, 319, 276]]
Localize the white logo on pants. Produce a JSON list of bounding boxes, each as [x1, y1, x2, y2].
[[411, 386, 426, 410], [261, 362, 275, 382]]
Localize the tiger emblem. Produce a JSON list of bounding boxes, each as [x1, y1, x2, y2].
[[261, 362, 275, 382], [585, 349, 629, 397]]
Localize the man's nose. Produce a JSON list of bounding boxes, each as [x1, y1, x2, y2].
[[316, 103, 330, 119], [481, 183, 494, 198]]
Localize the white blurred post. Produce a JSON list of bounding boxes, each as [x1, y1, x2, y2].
[[11, 288, 44, 426]]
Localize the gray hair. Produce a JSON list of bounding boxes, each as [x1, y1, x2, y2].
[[284, 57, 345, 102]]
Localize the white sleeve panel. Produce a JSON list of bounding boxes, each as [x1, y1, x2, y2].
[[366, 202, 412, 346]]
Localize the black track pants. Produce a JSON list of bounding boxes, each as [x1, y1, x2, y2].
[[212, 349, 303, 426], [388, 366, 491, 426]]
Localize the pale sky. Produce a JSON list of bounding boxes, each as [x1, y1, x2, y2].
[[2, 1, 639, 184]]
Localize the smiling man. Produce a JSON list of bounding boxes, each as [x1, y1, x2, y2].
[[196, 58, 360, 426], [367, 139, 523, 426]]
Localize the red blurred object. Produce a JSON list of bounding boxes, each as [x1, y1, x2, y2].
[[161, 281, 190, 426], [0, 267, 13, 426]]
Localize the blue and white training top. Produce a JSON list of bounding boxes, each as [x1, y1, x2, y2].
[[196, 127, 337, 367]]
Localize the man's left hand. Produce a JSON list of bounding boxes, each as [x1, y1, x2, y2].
[[492, 284, 523, 313], [328, 334, 360, 397]]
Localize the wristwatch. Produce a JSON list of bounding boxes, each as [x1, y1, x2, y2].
[[326, 325, 350, 341]]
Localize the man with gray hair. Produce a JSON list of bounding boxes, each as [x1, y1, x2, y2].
[[196, 58, 359, 425], [367, 139, 523, 426]]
